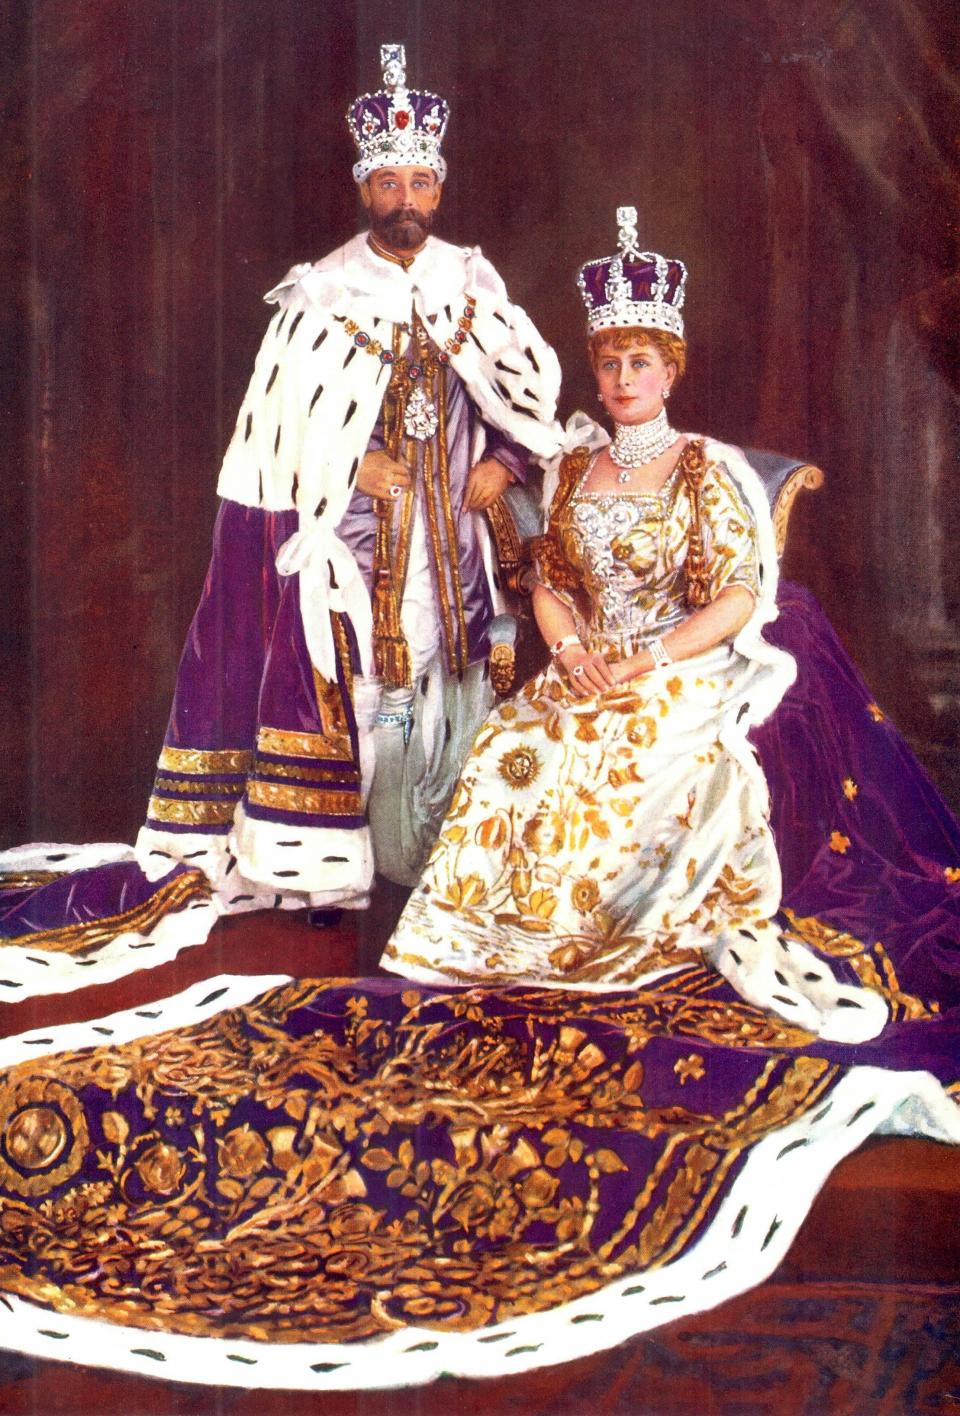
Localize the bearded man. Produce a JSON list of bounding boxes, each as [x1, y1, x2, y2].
[[134, 44, 562, 918]]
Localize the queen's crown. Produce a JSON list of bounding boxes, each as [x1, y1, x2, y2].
[[346, 44, 449, 184], [578, 207, 687, 338]]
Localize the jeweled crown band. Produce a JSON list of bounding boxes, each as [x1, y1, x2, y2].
[[347, 43, 449, 183], [578, 206, 687, 338]]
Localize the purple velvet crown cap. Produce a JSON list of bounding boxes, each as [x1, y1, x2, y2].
[[346, 43, 449, 183], [348, 91, 449, 144], [578, 256, 686, 311]]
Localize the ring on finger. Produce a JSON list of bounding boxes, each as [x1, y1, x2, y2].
[[389, 484, 402, 499], [572, 664, 584, 678]]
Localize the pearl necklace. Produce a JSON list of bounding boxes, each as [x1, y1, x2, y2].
[[610, 408, 676, 484]]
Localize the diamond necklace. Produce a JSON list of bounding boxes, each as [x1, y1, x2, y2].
[[610, 408, 676, 484]]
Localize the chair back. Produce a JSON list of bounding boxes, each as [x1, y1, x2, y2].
[[741, 447, 825, 557]]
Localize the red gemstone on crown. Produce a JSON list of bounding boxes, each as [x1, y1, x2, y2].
[[394, 110, 410, 129]]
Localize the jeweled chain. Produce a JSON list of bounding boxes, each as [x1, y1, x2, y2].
[[610, 408, 675, 481], [342, 299, 476, 368]]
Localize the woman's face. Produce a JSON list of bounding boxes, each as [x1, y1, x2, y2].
[[594, 340, 676, 425]]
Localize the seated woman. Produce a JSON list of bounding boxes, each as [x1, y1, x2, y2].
[[383, 209, 885, 1043]]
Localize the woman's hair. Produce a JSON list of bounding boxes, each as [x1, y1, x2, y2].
[[588, 326, 687, 383]]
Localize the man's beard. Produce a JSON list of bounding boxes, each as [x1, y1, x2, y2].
[[371, 205, 435, 250]]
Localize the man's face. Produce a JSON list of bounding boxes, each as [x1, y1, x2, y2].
[[360, 166, 442, 252]]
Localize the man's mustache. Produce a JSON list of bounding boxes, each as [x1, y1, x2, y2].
[[384, 207, 425, 228], [372, 205, 435, 248]]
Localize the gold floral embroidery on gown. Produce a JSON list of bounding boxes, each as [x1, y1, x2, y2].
[[384, 439, 780, 989]]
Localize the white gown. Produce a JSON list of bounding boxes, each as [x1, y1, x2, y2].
[[384, 436, 889, 1042]]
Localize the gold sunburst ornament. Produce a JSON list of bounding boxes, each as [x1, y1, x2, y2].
[[497, 746, 542, 790]]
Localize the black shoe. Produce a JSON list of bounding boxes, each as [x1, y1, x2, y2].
[[306, 908, 343, 929]]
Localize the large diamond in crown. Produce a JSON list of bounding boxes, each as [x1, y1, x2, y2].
[[577, 206, 688, 338], [347, 44, 450, 183]]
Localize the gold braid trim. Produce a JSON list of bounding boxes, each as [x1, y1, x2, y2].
[[420, 418, 459, 675], [434, 356, 470, 674], [678, 439, 712, 608], [246, 781, 362, 817], [530, 447, 591, 596], [391, 434, 417, 606], [534, 535, 582, 596], [331, 611, 355, 701], [649, 1059, 837, 1269], [254, 760, 360, 785], [257, 726, 353, 762], [155, 777, 244, 797], [158, 746, 254, 775], [372, 324, 413, 689], [0, 871, 67, 892], [1, 870, 212, 955], [147, 796, 237, 826]]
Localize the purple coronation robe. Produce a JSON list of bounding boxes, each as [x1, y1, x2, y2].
[[136, 350, 528, 890]]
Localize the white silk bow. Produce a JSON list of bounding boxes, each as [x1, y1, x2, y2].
[[275, 525, 374, 680]]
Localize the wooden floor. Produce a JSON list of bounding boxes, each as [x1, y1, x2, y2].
[[1, 899, 958, 1415]]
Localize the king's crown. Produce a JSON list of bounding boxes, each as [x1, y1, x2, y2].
[[346, 44, 449, 184]]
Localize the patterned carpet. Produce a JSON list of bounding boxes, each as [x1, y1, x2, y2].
[[1, 1279, 957, 1414]]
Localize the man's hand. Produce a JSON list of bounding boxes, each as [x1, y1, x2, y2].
[[357, 449, 412, 500], [463, 457, 512, 512]]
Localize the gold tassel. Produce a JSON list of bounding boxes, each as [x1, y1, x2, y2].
[[372, 549, 412, 687]]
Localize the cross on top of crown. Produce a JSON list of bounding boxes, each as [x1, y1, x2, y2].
[[616, 206, 641, 259], [381, 44, 406, 91]]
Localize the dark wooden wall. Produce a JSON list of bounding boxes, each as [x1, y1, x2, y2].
[[2, 0, 958, 846]]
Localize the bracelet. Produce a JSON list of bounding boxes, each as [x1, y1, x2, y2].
[[549, 633, 582, 657], [648, 636, 672, 670]]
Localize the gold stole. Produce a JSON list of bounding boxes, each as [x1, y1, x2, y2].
[[371, 315, 470, 689]]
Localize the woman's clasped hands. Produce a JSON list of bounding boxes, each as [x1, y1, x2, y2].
[[556, 645, 648, 698]]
